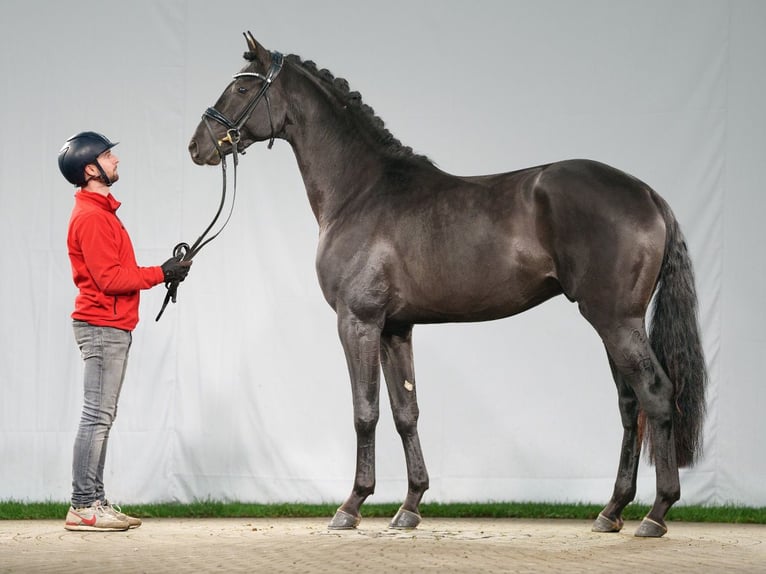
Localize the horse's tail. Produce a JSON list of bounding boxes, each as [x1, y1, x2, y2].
[[642, 195, 708, 468]]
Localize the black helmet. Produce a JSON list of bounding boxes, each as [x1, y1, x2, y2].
[[58, 131, 119, 187]]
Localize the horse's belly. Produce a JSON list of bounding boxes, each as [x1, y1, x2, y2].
[[390, 265, 562, 324]]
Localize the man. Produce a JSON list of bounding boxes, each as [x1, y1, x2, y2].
[[58, 131, 191, 531]]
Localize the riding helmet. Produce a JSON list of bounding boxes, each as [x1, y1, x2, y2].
[[58, 131, 119, 187]]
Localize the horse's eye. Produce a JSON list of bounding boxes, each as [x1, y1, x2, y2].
[[237, 86, 248, 94]]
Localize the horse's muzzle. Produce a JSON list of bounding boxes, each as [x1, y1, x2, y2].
[[188, 139, 221, 166]]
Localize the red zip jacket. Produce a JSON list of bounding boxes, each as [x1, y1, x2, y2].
[[68, 190, 165, 331]]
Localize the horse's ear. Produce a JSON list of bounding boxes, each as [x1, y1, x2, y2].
[[244, 31, 258, 53], [243, 31, 270, 64]]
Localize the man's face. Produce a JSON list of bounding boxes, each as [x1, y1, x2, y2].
[[85, 148, 119, 185], [96, 149, 119, 183]]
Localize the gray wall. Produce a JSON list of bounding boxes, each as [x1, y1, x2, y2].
[[1, 0, 764, 506]]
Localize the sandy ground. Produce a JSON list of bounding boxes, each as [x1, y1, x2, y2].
[[1, 517, 764, 573]]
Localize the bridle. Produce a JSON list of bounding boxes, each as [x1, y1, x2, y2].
[[203, 50, 284, 155], [156, 50, 284, 321]]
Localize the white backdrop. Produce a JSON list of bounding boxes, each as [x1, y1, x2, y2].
[[1, 0, 764, 507]]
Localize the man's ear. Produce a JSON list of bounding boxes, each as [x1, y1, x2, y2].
[[83, 163, 99, 178]]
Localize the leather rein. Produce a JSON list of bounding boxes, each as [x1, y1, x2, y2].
[[156, 51, 284, 321]]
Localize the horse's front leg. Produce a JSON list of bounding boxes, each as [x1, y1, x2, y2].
[[328, 307, 383, 529], [381, 324, 429, 529]]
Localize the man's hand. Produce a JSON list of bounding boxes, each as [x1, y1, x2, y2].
[[161, 256, 192, 283]]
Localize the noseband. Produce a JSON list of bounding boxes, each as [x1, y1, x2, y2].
[[155, 51, 284, 321]]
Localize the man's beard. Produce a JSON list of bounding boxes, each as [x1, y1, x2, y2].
[[100, 170, 119, 185]]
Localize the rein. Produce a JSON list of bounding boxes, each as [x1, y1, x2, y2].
[[155, 50, 284, 321]]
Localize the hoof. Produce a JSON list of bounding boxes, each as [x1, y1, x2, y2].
[[635, 517, 668, 538], [328, 508, 361, 530], [591, 513, 624, 533], [389, 507, 422, 529]]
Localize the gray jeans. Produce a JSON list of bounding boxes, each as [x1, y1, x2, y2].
[[71, 320, 132, 508]]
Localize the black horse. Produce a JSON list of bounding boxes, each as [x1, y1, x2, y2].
[[189, 32, 707, 537]]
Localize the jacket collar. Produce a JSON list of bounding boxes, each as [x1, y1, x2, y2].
[[76, 189, 121, 213]]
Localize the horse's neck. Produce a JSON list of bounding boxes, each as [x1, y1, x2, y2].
[[283, 74, 386, 227]]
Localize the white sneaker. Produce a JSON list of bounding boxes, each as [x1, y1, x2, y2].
[[105, 502, 142, 529], [64, 500, 129, 532]]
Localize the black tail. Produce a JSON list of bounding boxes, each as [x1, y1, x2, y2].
[[644, 197, 708, 467]]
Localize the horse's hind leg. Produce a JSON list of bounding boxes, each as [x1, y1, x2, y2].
[[380, 325, 429, 529], [596, 320, 680, 537], [592, 354, 641, 533]]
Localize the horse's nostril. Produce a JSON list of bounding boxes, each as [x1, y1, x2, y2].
[[188, 140, 198, 157]]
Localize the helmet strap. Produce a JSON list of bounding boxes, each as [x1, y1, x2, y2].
[[84, 160, 113, 187], [95, 160, 113, 186]]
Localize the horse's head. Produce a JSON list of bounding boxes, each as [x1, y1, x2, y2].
[[189, 32, 285, 166]]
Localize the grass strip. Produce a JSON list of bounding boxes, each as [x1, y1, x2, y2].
[[1, 500, 764, 523]]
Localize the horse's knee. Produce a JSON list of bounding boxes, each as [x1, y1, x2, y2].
[[392, 407, 419, 437], [354, 410, 379, 436]]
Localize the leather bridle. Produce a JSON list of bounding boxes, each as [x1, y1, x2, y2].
[[155, 50, 285, 321], [203, 50, 284, 154]]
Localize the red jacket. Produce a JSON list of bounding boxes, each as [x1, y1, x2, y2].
[[68, 190, 164, 331]]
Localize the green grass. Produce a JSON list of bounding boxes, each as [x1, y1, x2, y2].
[[2, 500, 765, 523]]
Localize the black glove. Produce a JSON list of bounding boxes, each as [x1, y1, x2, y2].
[[161, 256, 192, 283]]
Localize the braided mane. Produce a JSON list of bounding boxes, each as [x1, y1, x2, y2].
[[245, 51, 430, 163]]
